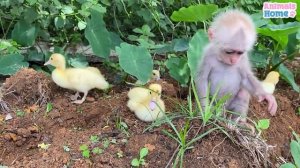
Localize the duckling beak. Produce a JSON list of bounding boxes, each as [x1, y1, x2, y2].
[[44, 60, 51, 66]]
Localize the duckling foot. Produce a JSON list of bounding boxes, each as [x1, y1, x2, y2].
[[72, 91, 87, 104], [70, 92, 80, 101]]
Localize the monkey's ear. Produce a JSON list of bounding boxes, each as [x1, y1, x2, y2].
[[208, 28, 213, 41]]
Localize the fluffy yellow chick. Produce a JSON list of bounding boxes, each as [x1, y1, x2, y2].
[[44, 53, 109, 104], [135, 70, 161, 85], [127, 83, 165, 122], [261, 71, 280, 94]]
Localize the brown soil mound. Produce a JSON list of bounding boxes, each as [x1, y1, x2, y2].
[[0, 68, 299, 168]]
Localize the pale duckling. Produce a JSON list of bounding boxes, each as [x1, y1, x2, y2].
[[135, 70, 161, 85], [127, 83, 165, 122], [261, 71, 280, 94], [44, 53, 109, 104]]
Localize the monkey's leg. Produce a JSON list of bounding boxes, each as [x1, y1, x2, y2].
[[226, 89, 255, 133]]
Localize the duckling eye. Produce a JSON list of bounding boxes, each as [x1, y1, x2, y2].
[[152, 73, 155, 75], [50, 57, 53, 60], [149, 91, 152, 95]]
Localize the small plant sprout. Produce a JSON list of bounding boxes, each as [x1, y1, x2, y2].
[[131, 147, 149, 167], [102, 138, 110, 149], [92, 147, 103, 155], [79, 144, 90, 158], [16, 110, 25, 117], [90, 135, 100, 143], [115, 116, 129, 136], [254, 119, 270, 136], [296, 107, 300, 115], [45, 102, 53, 116], [280, 131, 300, 168]]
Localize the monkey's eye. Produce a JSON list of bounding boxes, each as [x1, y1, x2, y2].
[[225, 51, 235, 55], [236, 51, 244, 55]]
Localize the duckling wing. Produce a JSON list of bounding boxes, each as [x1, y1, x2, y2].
[[65, 68, 108, 92]]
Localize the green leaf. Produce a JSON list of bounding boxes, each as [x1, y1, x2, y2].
[[85, 9, 111, 58], [27, 50, 44, 62], [78, 21, 87, 30], [79, 144, 88, 151], [26, 0, 37, 5], [82, 150, 90, 158], [165, 56, 190, 85], [139, 147, 149, 158], [249, 50, 269, 68], [54, 17, 65, 29], [173, 38, 189, 52], [280, 163, 296, 168], [171, 4, 218, 22], [187, 30, 209, 78], [131, 158, 140, 167], [68, 54, 88, 68], [256, 119, 270, 130], [0, 54, 29, 75], [92, 147, 103, 154], [109, 32, 123, 50], [286, 33, 298, 57], [116, 43, 153, 84], [46, 103, 53, 113], [278, 64, 300, 92], [62, 6, 74, 14], [290, 140, 300, 167], [257, 22, 300, 49], [251, 12, 270, 28], [11, 20, 38, 46], [24, 7, 38, 23]]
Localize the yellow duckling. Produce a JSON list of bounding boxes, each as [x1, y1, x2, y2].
[[135, 70, 161, 85], [44, 53, 109, 104], [261, 71, 280, 94], [127, 83, 165, 122]]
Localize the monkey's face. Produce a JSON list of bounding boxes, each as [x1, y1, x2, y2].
[[220, 49, 245, 65]]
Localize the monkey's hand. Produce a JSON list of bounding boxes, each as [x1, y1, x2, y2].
[[258, 94, 277, 116]]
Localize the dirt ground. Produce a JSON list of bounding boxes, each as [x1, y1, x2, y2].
[[0, 68, 299, 168]]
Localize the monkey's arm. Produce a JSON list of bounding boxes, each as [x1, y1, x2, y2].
[[195, 59, 211, 110], [240, 61, 277, 115]]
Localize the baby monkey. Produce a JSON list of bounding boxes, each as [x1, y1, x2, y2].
[[195, 9, 277, 125]]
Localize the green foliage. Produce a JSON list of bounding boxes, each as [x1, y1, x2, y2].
[[85, 8, 111, 58], [165, 56, 190, 85], [171, 4, 218, 22], [90, 135, 100, 143], [187, 30, 209, 78], [116, 43, 153, 84], [0, 54, 29, 75], [79, 144, 90, 158], [11, 20, 39, 46], [16, 110, 25, 117], [280, 131, 300, 168], [131, 147, 149, 167]]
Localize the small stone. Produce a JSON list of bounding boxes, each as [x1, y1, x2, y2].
[[86, 97, 95, 102]]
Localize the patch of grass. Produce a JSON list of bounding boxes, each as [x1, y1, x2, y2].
[[115, 116, 129, 137], [131, 147, 149, 167]]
